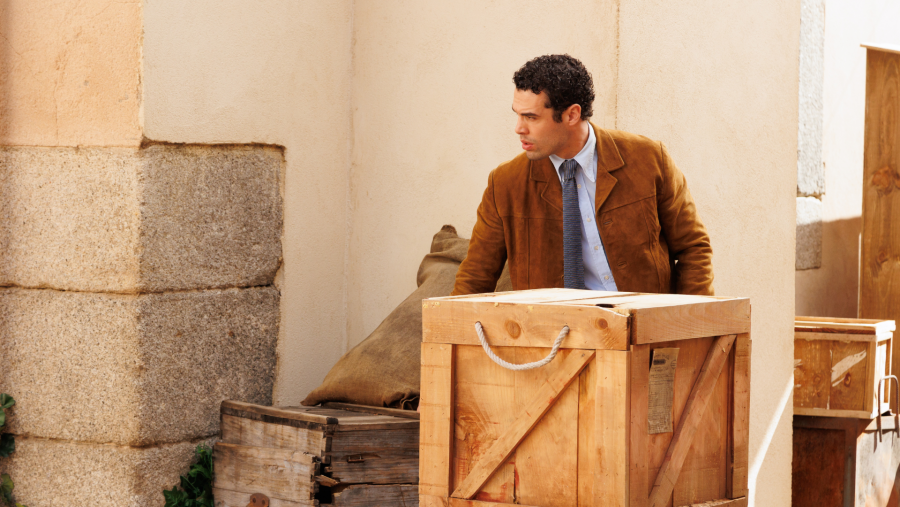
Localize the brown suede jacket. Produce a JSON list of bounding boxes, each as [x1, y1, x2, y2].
[[452, 124, 714, 296]]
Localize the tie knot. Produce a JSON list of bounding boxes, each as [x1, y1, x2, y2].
[[561, 159, 578, 181]]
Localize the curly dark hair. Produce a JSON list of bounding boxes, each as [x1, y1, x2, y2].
[[513, 54, 594, 122]]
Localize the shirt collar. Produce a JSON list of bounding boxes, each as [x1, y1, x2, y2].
[[549, 124, 597, 183]]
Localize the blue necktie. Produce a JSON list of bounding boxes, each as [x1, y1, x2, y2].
[[561, 159, 585, 289]]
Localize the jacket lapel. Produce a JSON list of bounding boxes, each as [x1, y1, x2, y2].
[[531, 157, 562, 213], [592, 124, 625, 215]]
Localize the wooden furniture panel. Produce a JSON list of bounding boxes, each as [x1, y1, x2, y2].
[[860, 44, 900, 383], [421, 289, 750, 507]]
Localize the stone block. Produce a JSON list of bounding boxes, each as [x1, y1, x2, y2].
[[0, 286, 278, 446], [0, 436, 208, 507], [0, 145, 282, 292], [796, 196, 823, 270]]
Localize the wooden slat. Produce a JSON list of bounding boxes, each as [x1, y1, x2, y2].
[[796, 331, 884, 342], [434, 288, 634, 303], [330, 484, 418, 506], [792, 407, 875, 418], [727, 334, 750, 499], [213, 443, 316, 503], [793, 339, 831, 410], [448, 498, 541, 507], [648, 335, 737, 507], [688, 498, 747, 507], [796, 316, 895, 333], [329, 428, 419, 453], [577, 358, 597, 507], [419, 494, 449, 507], [212, 488, 314, 507], [329, 455, 418, 484], [419, 343, 455, 498], [630, 344, 651, 507], [513, 348, 580, 507], [628, 299, 749, 345], [220, 414, 329, 456], [830, 340, 870, 411], [595, 349, 630, 507], [450, 349, 595, 500], [422, 299, 628, 350], [322, 402, 420, 419]]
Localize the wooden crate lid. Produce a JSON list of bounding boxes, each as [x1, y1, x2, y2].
[[220, 400, 419, 432], [795, 316, 895, 340], [425, 288, 750, 346]]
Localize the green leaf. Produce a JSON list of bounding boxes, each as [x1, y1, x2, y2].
[[0, 410, 5, 429], [1, 474, 14, 504], [0, 434, 13, 458], [0, 395, 14, 410]]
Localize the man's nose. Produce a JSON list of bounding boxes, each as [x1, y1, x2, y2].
[[515, 117, 527, 135]]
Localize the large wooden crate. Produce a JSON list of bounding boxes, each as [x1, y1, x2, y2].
[[794, 317, 895, 419], [419, 289, 751, 507], [793, 415, 900, 507], [213, 401, 420, 507]]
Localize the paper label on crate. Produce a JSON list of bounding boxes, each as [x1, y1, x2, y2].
[[648, 348, 679, 434]]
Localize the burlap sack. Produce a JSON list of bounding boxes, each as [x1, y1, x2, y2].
[[301, 224, 510, 409]]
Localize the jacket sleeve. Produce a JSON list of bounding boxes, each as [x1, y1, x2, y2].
[[657, 142, 715, 295], [452, 171, 508, 295]]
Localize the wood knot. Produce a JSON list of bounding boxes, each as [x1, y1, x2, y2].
[[843, 372, 852, 387], [248, 493, 269, 507], [878, 249, 890, 266], [595, 318, 609, 330], [872, 165, 900, 193], [505, 320, 521, 338]]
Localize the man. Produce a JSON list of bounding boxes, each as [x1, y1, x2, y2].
[[452, 54, 714, 296]]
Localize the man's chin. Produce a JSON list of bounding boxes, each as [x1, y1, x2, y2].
[[524, 150, 549, 160]]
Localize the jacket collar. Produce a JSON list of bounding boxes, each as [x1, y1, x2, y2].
[[532, 123, 624, 214]]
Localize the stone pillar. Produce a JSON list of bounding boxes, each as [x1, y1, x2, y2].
[[797, 0, 826, 269], [0, 2, 282, 506]]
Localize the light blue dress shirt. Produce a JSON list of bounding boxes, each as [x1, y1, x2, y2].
[[549, 126, 618, 291]]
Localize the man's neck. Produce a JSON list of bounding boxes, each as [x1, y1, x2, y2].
[[553, 121, 590, 160]]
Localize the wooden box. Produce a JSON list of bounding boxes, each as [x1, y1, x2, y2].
[[794, 317, 895, 419], [793, 415, 900, 507], [213, 401, 420, 507], [419, 288, 751, 507]]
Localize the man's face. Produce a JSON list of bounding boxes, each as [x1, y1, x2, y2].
[[513, 89, 567, 160]]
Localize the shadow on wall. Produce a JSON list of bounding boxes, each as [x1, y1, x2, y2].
[[796, 216, 862, 318]]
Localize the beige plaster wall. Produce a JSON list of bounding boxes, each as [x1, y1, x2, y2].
[[350, 2, 798, 505], [795, 0, 900, 318], [141, 0, 353, 404], [0, 0, 143, 146]]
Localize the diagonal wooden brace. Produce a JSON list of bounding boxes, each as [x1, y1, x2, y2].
[[648, 334, 737, 507], [451, 349, 596, 500]]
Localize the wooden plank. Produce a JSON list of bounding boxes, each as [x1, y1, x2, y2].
[[450, 349, 595, 500], [727, 334, 750, 499], [859, 47, 900, 395], [791, 426, 848, 507], [830, 340, 870, 411], [795, 316, 893, 334], [796, 331, 883, 343], [322, 402, 420, 420], [688, 498, 747, 507], [452, 345, 516, 504], [329, 428, 419, 453], [793, 338, 832, 410], [792, 407, 875, 419], [212, 488, 314, 507], [626, 299, 749, 345], [419, 343, 454, 498], [434, 288, 634, 303], [630, 344, 651, 507], [648, 335, 736, 507], [213, 443, 316, 503], [594, 349, 630, 507], [577, 358, 596, 507], [221, 400, 416, 430], [331, 484, 418, 506], [420, 494, 449, 507], [513, 348, 580, 507], [448, 499, 541, 507], [329, 455, 419, 484], [220, 414, 329, 457], [422, 299, 628, 350]]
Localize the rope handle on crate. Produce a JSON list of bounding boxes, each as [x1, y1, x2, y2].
[[475, 321, 569, 371]]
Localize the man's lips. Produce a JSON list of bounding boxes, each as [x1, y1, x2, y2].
[[521, 140, 534, 150]]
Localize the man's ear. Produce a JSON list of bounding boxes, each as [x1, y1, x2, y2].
[[565, 104, 582, 125]]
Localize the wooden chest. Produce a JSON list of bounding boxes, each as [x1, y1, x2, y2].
[[213, 401, 420, 506], [419, 288, 751, 507], [793, 415, 900, 507], [794, 317, 895, 419]]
